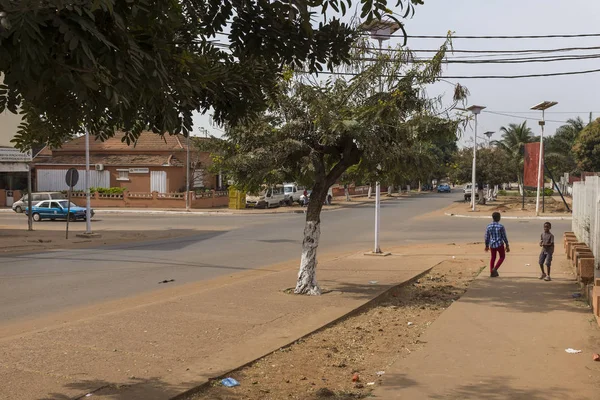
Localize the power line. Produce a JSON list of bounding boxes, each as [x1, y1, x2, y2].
[[373, 45, 600, 54], [306, 67, 600, 79], [482, 111, 569, 123], [362, 33, 600, 39], [359, 54, 600, 64]]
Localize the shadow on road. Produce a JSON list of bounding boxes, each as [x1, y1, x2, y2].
[[38, 376, 204, 400]]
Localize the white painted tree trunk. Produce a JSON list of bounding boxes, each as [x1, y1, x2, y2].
[[368, 185, 373, 199], [294, 220, 321, 295], [418, 181, 422, 192], [387, 185, 393, 196], [344, 187, 350, 202]]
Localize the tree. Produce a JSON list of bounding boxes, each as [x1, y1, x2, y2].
[[0, 0, 420, 150], [545, 117, 585, 176], [205, 38, 465, 295], [449, 147, 513, 192], [492, 121, 534, 193], [573, 118, 600, 172]]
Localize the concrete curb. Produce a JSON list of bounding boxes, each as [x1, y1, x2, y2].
[[444, 212, 572, 221], [171, 263, 437, 400]]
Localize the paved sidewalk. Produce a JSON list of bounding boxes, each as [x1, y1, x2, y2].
[[374, 243, 600, 399], [0, 246, 443, 400]]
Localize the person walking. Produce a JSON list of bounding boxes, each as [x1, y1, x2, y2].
[[539, 222, 554, 281], [485, 212, 510, 277]]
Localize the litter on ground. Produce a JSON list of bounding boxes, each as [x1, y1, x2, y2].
[[221, 377, 240, 387], [565, 348, 582, 354]]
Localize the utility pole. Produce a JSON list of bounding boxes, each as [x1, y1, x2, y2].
[[84, 127, 92, 234], [465, 105, 486, 211], [27, 149, 33, 231], [531, 101, 558, 217], [186, 133, 190, 211], [363, 19, 399, 256]]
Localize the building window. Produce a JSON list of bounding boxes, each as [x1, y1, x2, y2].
[[117, 169, 129, 181]]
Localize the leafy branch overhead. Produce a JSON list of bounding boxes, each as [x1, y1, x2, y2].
[[0, 0, 421, 150], [205, 35, 466, 195]]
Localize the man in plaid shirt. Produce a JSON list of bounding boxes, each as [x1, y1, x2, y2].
[[485, 212, 510, 277]]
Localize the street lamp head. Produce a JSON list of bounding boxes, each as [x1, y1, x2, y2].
[[483, 131, 494, 139], [530, 101, 558, 111], [360, 20, 401, 41], [467, 105, 486, 115]]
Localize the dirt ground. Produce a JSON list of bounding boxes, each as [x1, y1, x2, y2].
[[440, 196, 571, 218], [188, 259, 483, 400]]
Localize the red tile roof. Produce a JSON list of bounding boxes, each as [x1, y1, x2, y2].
[[35, 154, 184, 167], [55, 132, 185, 152]]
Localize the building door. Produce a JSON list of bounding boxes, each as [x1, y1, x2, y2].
[[151, 171, 167, 193]]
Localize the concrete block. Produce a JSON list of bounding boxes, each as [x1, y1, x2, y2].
[[570, 244, 589, 261], [578, 258, 595, 284], [593, 285, 600, 317], [573, 250, 594, 269], [566, 242, 585, 259], [564, 236, 577, 251]]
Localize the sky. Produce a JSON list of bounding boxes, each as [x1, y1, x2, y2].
[[192, 0, 600, 146]]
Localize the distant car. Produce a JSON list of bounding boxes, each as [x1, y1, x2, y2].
[[25, 199, 94, 222], [12, 192, 66, 213], [437, 184, 451, 193]]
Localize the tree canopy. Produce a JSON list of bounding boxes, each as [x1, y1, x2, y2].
[[573, 118, 600, 173], [449, 147, 513, 188], [0, 0, 422, 150], [545, 117, 586, 176], [492, 121, 534, 187], [205, 37, 465, 294]]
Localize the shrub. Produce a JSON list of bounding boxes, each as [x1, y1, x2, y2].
[[90, 187, 126, 194], [543, 188, 554, 196], [497, 190, 507, 196]]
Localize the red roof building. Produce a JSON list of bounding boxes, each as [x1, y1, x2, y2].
[[34, 132, 218, 193]]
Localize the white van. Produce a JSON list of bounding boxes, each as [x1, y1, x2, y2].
[[246, 186, 287, 209], [283, 183, 304, 205], [12, 192, 66, 213]]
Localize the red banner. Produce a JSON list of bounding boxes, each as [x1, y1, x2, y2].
[[523, 142, 543, 188]]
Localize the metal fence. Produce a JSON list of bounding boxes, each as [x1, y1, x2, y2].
[[572, 176, 600, 276]]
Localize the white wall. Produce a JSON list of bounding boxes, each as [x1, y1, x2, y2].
[[36, 169, 110, 191]]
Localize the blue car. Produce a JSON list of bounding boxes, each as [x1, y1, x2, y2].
[[25, 199, 94, 222], [437, 184, 451, 193]]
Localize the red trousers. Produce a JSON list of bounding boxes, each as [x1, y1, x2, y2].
[[490, 245, 506, 272]]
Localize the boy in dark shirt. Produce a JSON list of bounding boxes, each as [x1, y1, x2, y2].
[[539, 222, 555, 281]]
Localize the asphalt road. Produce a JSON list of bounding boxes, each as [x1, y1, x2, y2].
[[0, 192, 571, 323]]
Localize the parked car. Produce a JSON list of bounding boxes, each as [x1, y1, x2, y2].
[[437, 184, 451, 193], [246, 186, 286, 208], [25, 200, 94, 222], [463, 183, 480, 202], [12, 192, 66, 213], [283, 183, 304, 205]]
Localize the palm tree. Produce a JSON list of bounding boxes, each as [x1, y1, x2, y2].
[[545, 117, 586, 176], [492, 121, 534, 194]]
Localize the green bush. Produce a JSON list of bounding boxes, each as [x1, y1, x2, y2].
[[90, 187, 126, 194], [543, 188, 554, 196], [497, 190, 507, 196]]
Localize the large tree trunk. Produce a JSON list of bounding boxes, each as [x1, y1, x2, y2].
[[294, 185, 327, 295]]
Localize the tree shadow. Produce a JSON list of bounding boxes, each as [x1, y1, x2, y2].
[[38, 377, 204, 400], [459, 275, 591, 315], [425, 375, 574, 400]]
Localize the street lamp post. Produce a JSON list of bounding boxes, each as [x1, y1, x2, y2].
[[185, 133, 190, 211], [466, 105, 486, 212], [362, 19, 399, 255], [531, 101, 558, 216]]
